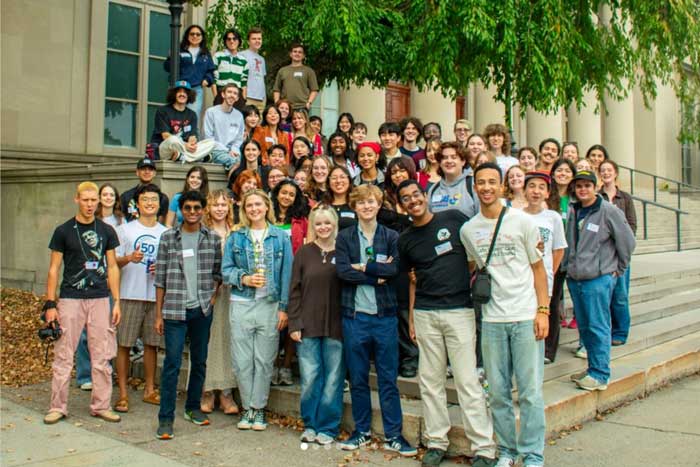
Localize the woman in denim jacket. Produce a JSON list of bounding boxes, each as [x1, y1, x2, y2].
[[165, 25, 216, 121], [222, 189, 293, 432]]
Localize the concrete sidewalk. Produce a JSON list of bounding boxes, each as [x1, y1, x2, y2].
[[1, 375, 699, 466]]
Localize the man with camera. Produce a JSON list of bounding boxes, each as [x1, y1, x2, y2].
[[396, 179, 496, 467], [43, 182, 122, 425]]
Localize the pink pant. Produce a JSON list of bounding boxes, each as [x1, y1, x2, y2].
[[49, 298, 115, 415]]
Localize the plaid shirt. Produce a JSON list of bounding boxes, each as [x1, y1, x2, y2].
[[154, 224, 222, 321]]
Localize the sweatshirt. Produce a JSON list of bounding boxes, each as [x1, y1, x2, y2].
[[428, 172, 477, 218], [203, 104, 245, 153]]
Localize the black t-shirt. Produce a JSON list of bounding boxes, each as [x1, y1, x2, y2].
[[48, 218, 120, 299], [120, 185, 170, 222], [333, 203, 358, 231], [150, 104, 199, 145], [398, 210, 472, 310]]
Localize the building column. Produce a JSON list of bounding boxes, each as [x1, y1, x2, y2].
[[474, 82, 506, 133], [567, 90, 602, 157], [411, 87, 454, 140], [526, 109, 564, 149], [602, 89, 636, 170], [339, 84, 386, 138]]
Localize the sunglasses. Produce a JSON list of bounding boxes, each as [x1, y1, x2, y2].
[[189, 32, 202, 37], [183, 205, 203, 212]]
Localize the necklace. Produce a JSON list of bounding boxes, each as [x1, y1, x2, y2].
[[315, 240, 334, 264]]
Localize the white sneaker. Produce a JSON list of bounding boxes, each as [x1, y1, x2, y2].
[[495, 458, 515, 467], [278, 368, 293, 386], [574, 346, 588, 359], [300, 428, 316, 442], [576, 375, 608, 391], [315, 432, 335, 445], [270, 367, 280, 386], [80, 382, 93, 391]]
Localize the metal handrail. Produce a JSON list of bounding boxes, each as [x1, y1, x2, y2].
[[630, 195, 688, 251], [619, 164, 700, 210]]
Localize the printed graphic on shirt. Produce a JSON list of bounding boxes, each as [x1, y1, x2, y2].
[[537, 226, 551, 244], [169, 118, 192, 137], [471, 231, 518, 266], [437, 228, 451, 241], [71, 227, 106, 290], [251, 58, 262, 72], [431, 192, 463, 209], [133, 234, 159, 265]]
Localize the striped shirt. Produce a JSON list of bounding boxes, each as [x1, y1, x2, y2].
[[154, 224, 222, 321], [213, 50, 249, 89]]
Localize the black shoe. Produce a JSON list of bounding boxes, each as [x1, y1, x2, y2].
[[156, 420, 174, 440], [421, 448, 446, 466], [400, 367, 417, 378]]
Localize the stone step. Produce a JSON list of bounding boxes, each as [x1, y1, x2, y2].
[[634, 243, 700, 255]]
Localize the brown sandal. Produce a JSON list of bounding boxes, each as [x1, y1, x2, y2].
[[219, 392, 239, 415], [114, 397, 129, 413], [142, 391, 160, 406]]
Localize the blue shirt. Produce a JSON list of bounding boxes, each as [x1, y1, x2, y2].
[[354, 225, 378, 315]]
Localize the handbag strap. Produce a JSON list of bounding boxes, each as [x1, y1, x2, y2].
[[483, 207, 508, 268]]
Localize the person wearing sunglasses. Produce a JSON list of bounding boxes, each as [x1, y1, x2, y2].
[[154, 190, 222, 440]]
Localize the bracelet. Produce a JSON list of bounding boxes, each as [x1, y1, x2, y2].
[[537, 305, 550, 315], [42, 300, 57, 311]]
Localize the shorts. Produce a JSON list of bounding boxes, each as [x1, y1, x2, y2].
[[117, 299, 161, 348]]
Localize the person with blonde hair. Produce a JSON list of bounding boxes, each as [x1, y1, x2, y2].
[[222, 189, 293, 431], [288, 206, 345, 445], [43, 181, 122, 425], [201, 189, 239, 415]]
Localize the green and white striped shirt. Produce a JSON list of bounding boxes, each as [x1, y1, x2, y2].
[[213, 50, 249, 89]]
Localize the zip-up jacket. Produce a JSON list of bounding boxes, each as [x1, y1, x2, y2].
[[335, 223, 399, 318], [566, 195, 635, 281], [165, 49, 216, 88]]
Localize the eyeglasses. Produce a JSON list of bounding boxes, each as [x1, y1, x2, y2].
[[399, 192, 423, 204], [182, 205, 203, 212], [455, 128, 470, 133], [139, 196, 160, 203], [189, 32, 202, 37], [225, 36, 237, 41]]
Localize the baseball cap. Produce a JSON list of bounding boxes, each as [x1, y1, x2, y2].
[[173, 80, 191, 91], [136, 158, 156, 170], [572, 170, 597, 185], [524, 171, 551, 186]]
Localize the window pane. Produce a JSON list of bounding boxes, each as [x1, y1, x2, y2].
[[147, 104, 160, 142], [106, 52, 139, 100], [107, 3, 140, 52], [149, 12, 170, 57], [104, 100, 136, 147], [148, 58, 169, 103]]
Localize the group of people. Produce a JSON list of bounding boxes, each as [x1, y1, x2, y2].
[[40, 24, 638, 467]]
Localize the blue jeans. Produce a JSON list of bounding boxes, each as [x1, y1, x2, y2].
[[297, 337, 345, 437], [567, 274, 616, 383], [187, 86, 204, 122], [343, 313, 403, 438], [208, 149, 239, 172], [158, 307, 213, 422], [75, 328, 91, 385], [481, 321, 545, 466], [611, 266, 631, 343]]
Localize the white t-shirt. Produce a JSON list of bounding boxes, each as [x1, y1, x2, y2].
[[232, 228, 269, 301], [116, 220, 167, 301], [527, 209, 567, 296], [102, 214, 121, 229], [239, 49, 267, 100], [460, 208, 542, 323]]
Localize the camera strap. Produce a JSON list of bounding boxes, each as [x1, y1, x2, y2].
[[482, 207, 508, 269]]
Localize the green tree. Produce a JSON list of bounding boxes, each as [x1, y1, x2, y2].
[[197, 0, 700, 143]]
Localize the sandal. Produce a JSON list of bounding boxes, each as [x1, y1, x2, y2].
[[201, 391, 215, 413], [219, 392, 239, 415], [114, 397, 129, 413], [142, 391, 160, 406]]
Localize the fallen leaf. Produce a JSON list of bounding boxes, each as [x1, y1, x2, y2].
[[565, 447, 574, 452], [67, 448, 76, 453]]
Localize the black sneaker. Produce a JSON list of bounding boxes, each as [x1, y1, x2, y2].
[[383, 436, 418, 457], [421, 448, 446, 466], [337, 431, 371, 451], [156, 420, 174, 440], [184, 409, 210, 426]]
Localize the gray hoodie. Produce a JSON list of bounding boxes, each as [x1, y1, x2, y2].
[[566, 195, 636, 281], [428, 172, 477, 219]]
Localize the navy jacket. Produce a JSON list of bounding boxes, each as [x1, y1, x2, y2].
[[165, 49, 216, 88], [335, 224, 400, 318]]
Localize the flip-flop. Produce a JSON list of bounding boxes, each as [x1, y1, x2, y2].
[[142, 391, 160, 405], [114, 397, 129, 413]]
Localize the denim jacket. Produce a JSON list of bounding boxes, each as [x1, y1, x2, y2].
[[222, 224, 293, 311], [165, 49, 216, 88]]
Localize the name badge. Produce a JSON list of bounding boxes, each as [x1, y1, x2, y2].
[[340, 212, 355, 218], [586, 223, 600, 233], [182, 249, 195, 258], [293, 71, 303, 78], [331, 257, 336, 265], [183, 125, 192, 132], [376, 254, 388, 263], [84, 261, 99, 270], [434, 241, 453, 256], [128, 206, 138, 214], [265, 136, 275, 143]]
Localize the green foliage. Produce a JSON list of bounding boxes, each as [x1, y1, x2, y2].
[[204, 0, 699, 142]]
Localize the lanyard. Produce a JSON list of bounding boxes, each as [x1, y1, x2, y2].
[[73, 219, 103, 262]]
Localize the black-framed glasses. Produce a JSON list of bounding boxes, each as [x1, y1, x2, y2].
[[399, 192, 423, 204], [189, 32, 202, 37]]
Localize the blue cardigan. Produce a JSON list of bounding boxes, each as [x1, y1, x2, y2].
[[335, 224, 400, 318]]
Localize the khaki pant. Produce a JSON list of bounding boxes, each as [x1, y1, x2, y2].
[[49, 298, 115, 415], [158, 135, 216, 163], [246, 97, 266, 112], [414, 308, 496, 456]]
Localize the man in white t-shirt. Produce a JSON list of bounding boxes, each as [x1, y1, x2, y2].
[[460, 162, 550, 467], [114, 184, 168, 413], [522, 171, 567, 365], [240, 27, 266, 111]]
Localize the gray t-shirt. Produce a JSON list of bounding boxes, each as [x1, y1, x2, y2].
[[354, 226, 377, 315], [181, 230, 200, 309]]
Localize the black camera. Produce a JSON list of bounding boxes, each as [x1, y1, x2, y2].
[[38, 320, 62, 342]]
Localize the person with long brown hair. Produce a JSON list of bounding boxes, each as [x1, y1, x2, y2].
[[165, 166, 210, 228], [96, 183, 124, 228]]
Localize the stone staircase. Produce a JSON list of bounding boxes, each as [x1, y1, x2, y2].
[[265, 250, 700, 452]]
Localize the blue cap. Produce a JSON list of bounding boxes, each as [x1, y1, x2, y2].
[[173, 80, 191, 90]]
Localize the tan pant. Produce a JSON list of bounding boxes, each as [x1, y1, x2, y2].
[[158, 135, 217, 163], [246, 97, 266, 112], [49, 298, 116, 415], [414, 308, 496, 456]]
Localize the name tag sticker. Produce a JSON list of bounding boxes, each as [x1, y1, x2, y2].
[[376, 254, 389, 263], [340, 212, 355, 218], [331, 257, 336, 265], [474, 229, 490, 241], [84, 261, 99, 270], [265, 136, 275, 143], [182, 249, 195, 258], [183, 125, 192, 132], [435, 241, 453, 256], [293, 71, 303, 78], [586, 223, 600, 233]]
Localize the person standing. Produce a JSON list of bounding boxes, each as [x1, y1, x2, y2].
[[121, 158, 169, 223], [240, 27, 267, 112], [397, 180, 497, 467], [537, 139, 561, 174], [273, 43, 319, 111], [460, 162, 551, 467], [43, 182, 122, 425], [288, 206, 345, 446], [428, 142, 477, 218], [154, 190, 222, 440], [114, 184, 167, 413], [212, 29, 249, 107], [335, 184, 416, 457], [566, 170, 635, 391]]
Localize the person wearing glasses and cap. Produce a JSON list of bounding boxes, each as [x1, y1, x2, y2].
[[120, 158, 170, 224]]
